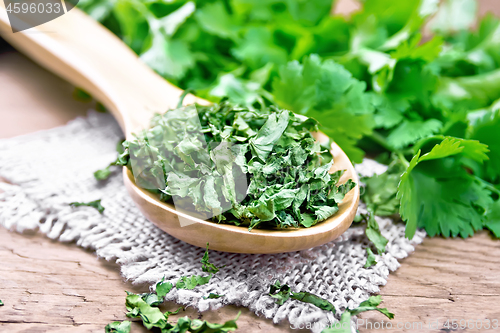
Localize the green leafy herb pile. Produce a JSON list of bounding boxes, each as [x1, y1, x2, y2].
[[111, 102, 354, 230], [106, 244, 393, 333], [105, 244, 239, 333], [268, 280, 394, 332], [78, 0, 500, 242]]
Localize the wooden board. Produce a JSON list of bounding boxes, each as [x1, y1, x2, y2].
[[2, 1, 500, 329]]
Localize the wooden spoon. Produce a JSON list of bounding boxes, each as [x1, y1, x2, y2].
[[0, 6, 359, 253]]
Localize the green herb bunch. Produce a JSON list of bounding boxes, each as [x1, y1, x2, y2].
[[115, 102, 355, 230], [80, 0, 500, 243]]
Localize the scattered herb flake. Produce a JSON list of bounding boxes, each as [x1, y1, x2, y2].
[[365, 215, 389, 254], [69, 199, 105, 214], [94, 166, 111, 180], [104, 321, 131, 333], [322, 296, 394, 332], [203, 293, 224, 300], [269, 280, 291, 305], [269, 280, 335, 313], [156, 278, 174, 299], [176, 275, 212, 290], [290, 292, 336, 313], [201, 243, 224, 274], [364, 248, 377, 268]]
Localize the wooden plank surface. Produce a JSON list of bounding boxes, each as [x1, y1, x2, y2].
[[2, 2, 500, 330]]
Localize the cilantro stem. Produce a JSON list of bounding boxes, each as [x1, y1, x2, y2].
[[474, 176, 500, 195], [366, 132, 393, 152], [177, 89, 194, 108], [397, 152, 410, 169]]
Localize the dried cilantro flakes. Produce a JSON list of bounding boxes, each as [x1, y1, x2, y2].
[[119, 102, 355, 230], [69, 199, 105, 214]]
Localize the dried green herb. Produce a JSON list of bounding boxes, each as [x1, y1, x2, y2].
[[269, 280, 335, 313], [269, 280, 393, 333], [203, 293, 224, 300], [105, 321, 131, 333], [322, 296, 394, 333], [108, 244, 237, 333], [201, 243, 224, 274], [118, 102, 354, 230], [69, 199, 105, 214], [364, 248, 377, 268]]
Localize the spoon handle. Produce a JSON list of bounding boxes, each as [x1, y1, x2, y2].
[[0, 6, 197, 136]]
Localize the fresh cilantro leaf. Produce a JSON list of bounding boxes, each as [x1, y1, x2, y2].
[[232, 27, 288, 70], [105, 321, 131, 333], [484, 199, 500, 238], [194, 2, 239, 41], [433, 69, 500, 110], [203, 293, 224, 300], [371, 95, 408, 130], [272, 55, 375, 163], [209, 73, 266, 106], [468, 106, 500, 181], [433, 14, 500, 77], [398, 136, 491, 239], [364, 248, 378, 268], [390, 35, 444, 63], [348, 0, 439, 92], [362, 167, 401, 216], [139, 3, 196, 81], [386, 119, 443, 150], [69, 199, 105, 214]]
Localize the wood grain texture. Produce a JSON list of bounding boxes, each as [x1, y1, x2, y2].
[[0, 229, 308, 333], [2, 0, 500, 330], [0, 6, 359, 254], [358, 231, 500, 333]]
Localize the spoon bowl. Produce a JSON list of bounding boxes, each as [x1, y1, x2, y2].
[[0, 6, 359, 253]]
